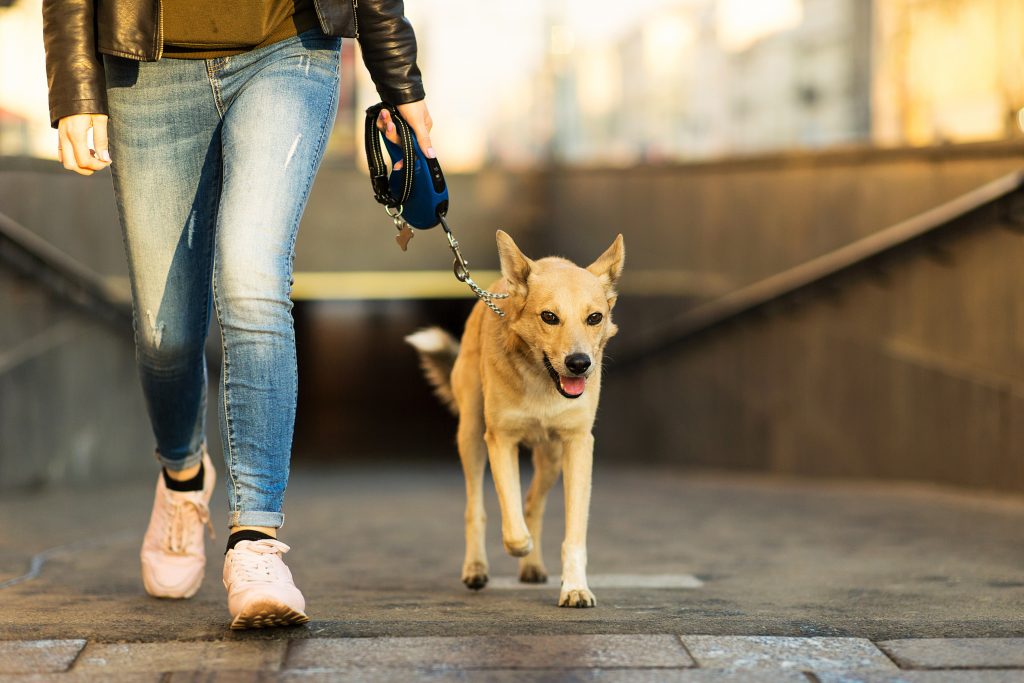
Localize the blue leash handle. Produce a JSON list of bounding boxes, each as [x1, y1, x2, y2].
[[364, 102, 449, 229]]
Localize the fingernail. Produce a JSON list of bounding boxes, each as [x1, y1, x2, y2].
[[426, 147, 436, 159], [388, 122, 395, 133], [100, 150, 111, 163]]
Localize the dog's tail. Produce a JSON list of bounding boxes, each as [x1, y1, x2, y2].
[[405, 327, 460, 415]]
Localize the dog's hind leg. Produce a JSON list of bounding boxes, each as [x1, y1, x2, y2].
[[458, 410, 490, 590], [485, 431, 534, 557], [518, 442, 562, 583], [559, 432, 596, 607]]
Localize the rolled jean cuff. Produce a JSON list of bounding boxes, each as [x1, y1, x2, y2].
[[156, 446, 205, 472], [229, 511, 285, 529]]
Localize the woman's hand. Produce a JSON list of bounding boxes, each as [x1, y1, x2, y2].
[[57, 114, 111, 176], [375, 99, 434, 171]]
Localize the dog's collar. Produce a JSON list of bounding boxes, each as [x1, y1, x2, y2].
[[543, 353, 583, 400]]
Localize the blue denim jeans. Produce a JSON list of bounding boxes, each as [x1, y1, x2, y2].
[[104, 30, 341, 529]]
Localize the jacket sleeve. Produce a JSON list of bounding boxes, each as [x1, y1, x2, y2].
[[42, 0, 108, 128], [356, 0, 425, 105]]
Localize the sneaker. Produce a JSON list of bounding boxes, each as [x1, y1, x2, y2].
[[140, 449, 215, 599], [223, 539, 309, 629]]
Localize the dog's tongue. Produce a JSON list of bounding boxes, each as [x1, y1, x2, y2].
[[559, 376, 586, 397]]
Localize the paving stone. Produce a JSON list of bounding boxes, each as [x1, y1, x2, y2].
[[276, 669, 808, 682], [165, 672, 265, 683], [285, 635, 694, 671], [166, 672, 274, 683], [817, 672, 1024, 683], [877, 639, 1024, 669], [681, 636, 898, 673], [0, 675, 159, 683], [0, 640, 86, 674], [72, 641, 287, 674]]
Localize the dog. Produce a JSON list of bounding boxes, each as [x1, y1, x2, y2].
[[406, 230, 624, 607]]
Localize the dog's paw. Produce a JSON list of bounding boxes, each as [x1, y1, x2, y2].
[[558, 587, 596, 608], [461, 562, 489, 591], [518, 563, 548, 583], [503, 535, 534, 558]]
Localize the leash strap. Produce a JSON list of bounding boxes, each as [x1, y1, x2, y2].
[[364, 102, 415, 209]]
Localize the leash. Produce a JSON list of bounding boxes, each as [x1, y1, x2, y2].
[[364, 102, 508, 317]]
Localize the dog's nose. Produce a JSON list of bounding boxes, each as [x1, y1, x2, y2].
[[564, 353, 591, 375]]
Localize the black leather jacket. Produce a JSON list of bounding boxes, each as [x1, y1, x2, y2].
[[42, 0, 424, 127]]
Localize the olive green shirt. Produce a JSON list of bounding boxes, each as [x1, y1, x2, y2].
[[162, 0, 322, 59]]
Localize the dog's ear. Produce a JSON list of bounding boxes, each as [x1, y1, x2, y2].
[[496, 230, 533, 296], [587, 234, 625, 304]]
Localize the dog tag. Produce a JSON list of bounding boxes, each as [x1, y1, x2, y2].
[[396, 224, 414, 251]]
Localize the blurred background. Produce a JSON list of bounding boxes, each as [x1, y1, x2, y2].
[[2, 0, 1024, 493]]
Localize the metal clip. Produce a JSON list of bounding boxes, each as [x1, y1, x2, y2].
[[439, 215, 509, 317]]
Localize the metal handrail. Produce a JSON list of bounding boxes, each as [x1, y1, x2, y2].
[[0, 209, 130, 326], [615, 169, 1024, 366]]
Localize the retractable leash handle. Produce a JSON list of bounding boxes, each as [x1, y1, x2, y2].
[[363, 102, 509, 317], [364, 102, 448, 229]]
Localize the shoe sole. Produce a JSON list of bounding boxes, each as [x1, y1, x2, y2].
[[230, 598, 310, 630]]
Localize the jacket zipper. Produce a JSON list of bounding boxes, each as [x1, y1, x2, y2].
[[156, 0, 165, 59], [352, 0, 359, 39], [311, 0, 328, 34]]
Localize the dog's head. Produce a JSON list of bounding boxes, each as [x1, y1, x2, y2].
[[496, 230, 625, 400]]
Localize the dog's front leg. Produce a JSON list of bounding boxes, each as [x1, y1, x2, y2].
[[559, 432, 596, 607], [519, 442, 562, 583], [485, 431, 533, 557], [458, 413, 490, 590]]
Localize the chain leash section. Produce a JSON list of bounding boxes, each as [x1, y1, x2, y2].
[[439, 215, 509, 317]]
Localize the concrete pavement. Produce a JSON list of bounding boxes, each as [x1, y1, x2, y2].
[[2, 463, 1023, 679]]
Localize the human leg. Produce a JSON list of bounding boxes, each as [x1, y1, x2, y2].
[[104, 54, 224, 598], [205, 30, 341, 627], [105, 55, 222, 469], [205, 31, 340, 533]]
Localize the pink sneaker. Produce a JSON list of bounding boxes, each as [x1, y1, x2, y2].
[[140, 449, 215, 599], [223, 539, 309, 629]]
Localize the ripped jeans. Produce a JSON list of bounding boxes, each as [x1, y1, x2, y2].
[[104, 29, 341, 528]]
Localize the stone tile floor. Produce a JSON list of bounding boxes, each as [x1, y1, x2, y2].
[[3, 465, 1023, 681], [1, 636, 1023, 681]]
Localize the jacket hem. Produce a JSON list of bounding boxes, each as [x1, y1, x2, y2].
[[98, 45, 152, 62]]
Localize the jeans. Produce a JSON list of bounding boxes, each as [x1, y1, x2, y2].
[[104, 30, 341, 528]]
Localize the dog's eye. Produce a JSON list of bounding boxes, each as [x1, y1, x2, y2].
[[540, 311, 560, 325], [586, 312, 603, 326]]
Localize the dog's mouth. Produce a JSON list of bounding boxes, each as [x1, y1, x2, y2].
[[543, 354, 586, 399]]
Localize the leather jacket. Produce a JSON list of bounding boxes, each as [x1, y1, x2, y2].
[[42, 0, 425, 127]]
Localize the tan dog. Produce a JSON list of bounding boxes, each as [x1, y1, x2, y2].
[[406, 230, 624, 607]]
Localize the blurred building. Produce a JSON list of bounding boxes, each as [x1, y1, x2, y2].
[[547, 0, 872, 164], [2, 0, 1023, 167], [872, 0, 1024, 146], [0, 0, 53, 158]]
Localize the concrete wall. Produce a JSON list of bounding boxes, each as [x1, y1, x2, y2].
[[596, 194, 1024, 493], [542, 144, 1024, 291], [0, 266, 153, 489]]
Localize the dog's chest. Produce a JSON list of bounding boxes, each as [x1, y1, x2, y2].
[[492, 395, 592, 445]]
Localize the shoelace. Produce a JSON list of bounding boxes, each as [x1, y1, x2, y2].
[[231, 540, 291, 584], [163, 495, 215, 554]]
